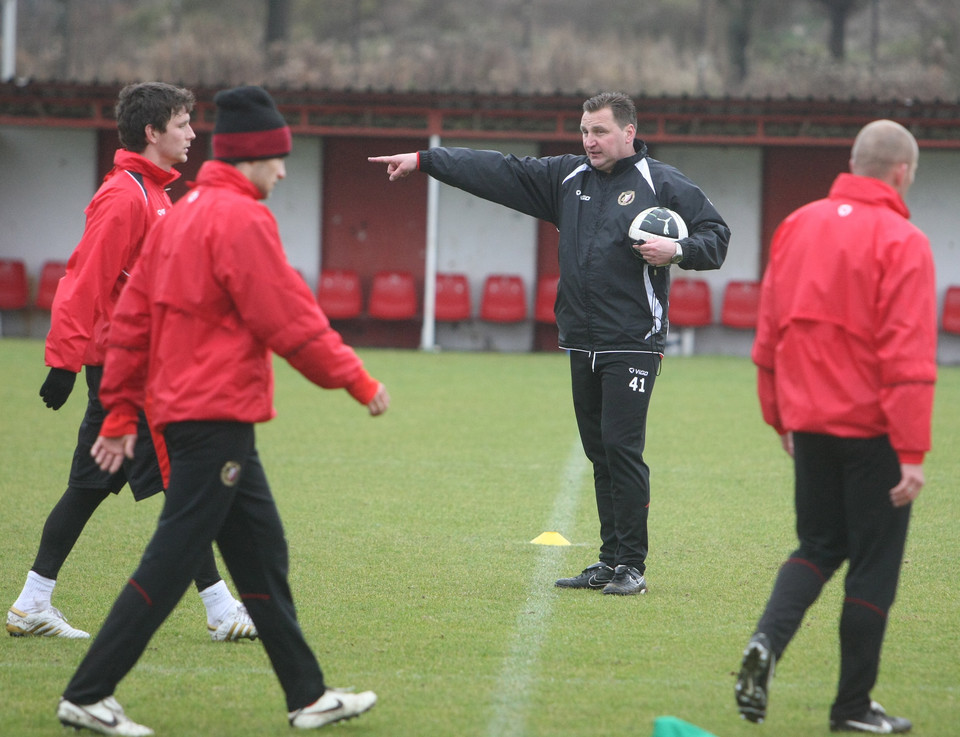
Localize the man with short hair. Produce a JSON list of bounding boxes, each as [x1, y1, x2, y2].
[[734, 119, 937, 734], [371, 92, 730, 595], [7, 82, 254, 643], [57, 85, 387, 736]]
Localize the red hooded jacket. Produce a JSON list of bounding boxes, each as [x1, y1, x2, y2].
[[752, 173, 937, 464], [100, 160, 378, 436], [45, 150, 179, 372]]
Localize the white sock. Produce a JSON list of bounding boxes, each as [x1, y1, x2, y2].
[[12, 571, 56, 613], [198, 579, 236, 625]]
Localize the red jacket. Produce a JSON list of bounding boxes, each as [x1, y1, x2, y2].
[[752, 173, 937, 464], [45, 150, 179, 372], [100, 160, 378, 436]]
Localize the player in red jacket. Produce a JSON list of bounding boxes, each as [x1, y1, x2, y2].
[[57, 86, 388, 736], [7, 82, 254, 643], [735, 120, 937, 734]]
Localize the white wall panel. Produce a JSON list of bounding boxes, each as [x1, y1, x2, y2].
[[267, 135, 322, 292], [0, 126, 95, 273], [652, 145, 762, 320], [433, 139, 539, 350], [909, 150, 960, 296]]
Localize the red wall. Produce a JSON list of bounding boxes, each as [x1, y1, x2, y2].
[[321, 136, 430, 347], [532, 141, 576, 349], [536, 141, 573, 277], [760, 146, 850, 271], [322, 136, 430, 296]]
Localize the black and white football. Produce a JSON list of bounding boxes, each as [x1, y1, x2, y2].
[[628, 206, 688, 243]]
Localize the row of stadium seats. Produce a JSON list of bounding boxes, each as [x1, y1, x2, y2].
[[317, 270, 562, 324], [672, 278, 760, 329], [6, 259, 960, 337], [0, 259, 67, 313], [317, 271, 764, 329], [0, 258, 67, 336], [673, 278, 960, 333]]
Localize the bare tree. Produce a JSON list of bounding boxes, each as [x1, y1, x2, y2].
[[265, 0, 290, 69], [718, 0, 758, 86], [55, 0, 74, 78], [518, 0, 534, 90], [9, 0, 960, 98], [813, 0, 869, 61]]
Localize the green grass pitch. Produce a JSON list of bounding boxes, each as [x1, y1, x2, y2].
[[1, 338, 957, 736]]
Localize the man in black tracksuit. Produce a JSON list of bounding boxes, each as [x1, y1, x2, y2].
[[371, 92, 729, 595]]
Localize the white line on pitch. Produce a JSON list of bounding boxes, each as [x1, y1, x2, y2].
[[485, 437, 589, 737]]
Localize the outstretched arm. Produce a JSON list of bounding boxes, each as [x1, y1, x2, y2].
[[368, 153, 419, 181]]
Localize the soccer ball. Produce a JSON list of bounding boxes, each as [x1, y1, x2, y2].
[[629, 206, 688, 243]]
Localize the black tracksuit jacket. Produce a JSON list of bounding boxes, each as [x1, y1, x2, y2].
[[419, 140, 730, 354]]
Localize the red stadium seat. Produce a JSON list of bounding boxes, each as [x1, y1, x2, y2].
[[943, 286, 960, 335], [480, 274, 527, 323], [669, 278, 712, 327], [721, 280, 761, 329], [0, 258, 29, 311], [534, 275, 559, 324], [35, 260, 68, 310], [435, 272, 472, 322], [317, 269, 362, 319], [368, 270, 417, 320]]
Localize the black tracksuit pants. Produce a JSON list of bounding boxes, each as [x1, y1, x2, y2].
[[63, 421, 326, 713], [755, 432, 911, 722], [570, 350, 659, 574]]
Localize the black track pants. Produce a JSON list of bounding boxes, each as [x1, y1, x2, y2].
[[63, 421, 326, 712], [570, 351, 659, 573], [754, 432, 910, 722]]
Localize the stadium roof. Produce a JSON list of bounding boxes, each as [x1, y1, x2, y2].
[[3, 81, 960, 148]]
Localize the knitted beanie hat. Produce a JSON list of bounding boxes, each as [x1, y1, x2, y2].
[[212, 85, 292, 161]]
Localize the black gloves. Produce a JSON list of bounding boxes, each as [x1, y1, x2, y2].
[[40, 367, 77, 410]]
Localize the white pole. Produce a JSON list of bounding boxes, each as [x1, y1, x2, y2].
[[420, 133, 441, 351], [1, 0, 17, 82]]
